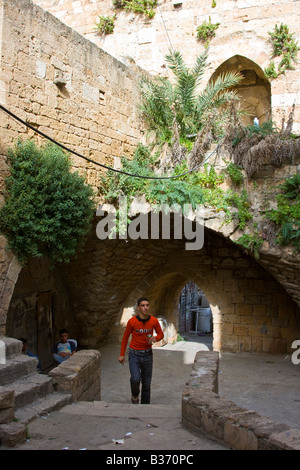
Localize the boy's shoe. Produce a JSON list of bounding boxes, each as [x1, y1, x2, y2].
[[131, 395, 139, 404]]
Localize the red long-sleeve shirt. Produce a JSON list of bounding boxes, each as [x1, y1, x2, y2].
[[120, 315, 164, 356]]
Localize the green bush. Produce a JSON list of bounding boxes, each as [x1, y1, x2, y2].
[[0, 139, 96, 265], [225, 162, 244, 185]]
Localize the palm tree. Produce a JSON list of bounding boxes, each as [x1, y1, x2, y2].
[[138, 49, 243, 167]]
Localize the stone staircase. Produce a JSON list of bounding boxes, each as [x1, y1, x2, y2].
[[0, 337, 72, 447]]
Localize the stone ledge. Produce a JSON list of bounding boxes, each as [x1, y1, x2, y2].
[[181, 351, 300, 450], [49, 349, 101, 402]]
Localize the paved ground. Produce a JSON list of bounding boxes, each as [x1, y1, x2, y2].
[[3, 334, 299, 453]]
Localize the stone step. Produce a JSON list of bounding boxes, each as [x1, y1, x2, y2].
[[1, 373, 54, 409], [0, 355, 39, 386], [14, 391, 73, 425], [0, 336, 22, 359]]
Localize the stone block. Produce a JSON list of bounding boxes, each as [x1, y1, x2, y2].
[[0, 337, 22, 358], [233, 325, 249, 336], [268, 429, 300, 450], [224, 420, 257, 450], [0, 387, 14, 410], [0, 421, 26, 447], [0, 407, 14, 424], [49, 350, 101, 401]]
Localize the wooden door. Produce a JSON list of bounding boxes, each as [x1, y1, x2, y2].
[[37, 291, 54, 371]]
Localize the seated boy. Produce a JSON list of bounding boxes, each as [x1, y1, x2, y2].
[[52, 328, 77, 364]]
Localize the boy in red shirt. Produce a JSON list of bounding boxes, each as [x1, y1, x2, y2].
[[118, 297, 164, 404]]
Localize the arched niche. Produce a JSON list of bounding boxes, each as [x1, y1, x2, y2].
[[210, 55, 271, 126]]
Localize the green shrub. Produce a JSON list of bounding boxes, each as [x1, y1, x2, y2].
[[225, 162, 244, 185], [196, 17, 220, 46], [235, 232, 263, 259], [0, 139, 96, 265], [99, 144, 205, 212], [267, 174, 300, 249]]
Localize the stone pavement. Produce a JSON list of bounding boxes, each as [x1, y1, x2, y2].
[[2, 334, 299, 452]]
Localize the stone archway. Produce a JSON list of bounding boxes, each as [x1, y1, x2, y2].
[[210, 55, 271, 126], [114, 228, 300, 354], [4, 225, 300, 356]]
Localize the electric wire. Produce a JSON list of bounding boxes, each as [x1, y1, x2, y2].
[[157, 1, 174, 53], [0, 103, 220, 180]]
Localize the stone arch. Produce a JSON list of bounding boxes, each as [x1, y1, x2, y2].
[[210, 55, 271, 126], [4, 257, 77, 370], [119, 261, 225, 352], [4, 225, 300, 358], [0, 254, 22, 335]]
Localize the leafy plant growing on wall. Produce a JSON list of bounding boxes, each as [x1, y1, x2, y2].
[[196, 17, 220, 47], [99, 144, 205, 210], [264, 23, 299, 78], [235, 232, 264, 260], [95, 14, 117, 35], [138, 49, 243, 167], [112, 0, 157, 19], [99, 144, 254, 236], [225, 162, 244, 185], [0, 139, 96, 266], [266, 173, 300, 250]]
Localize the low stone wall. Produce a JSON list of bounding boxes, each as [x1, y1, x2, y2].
[[49, 349, 101, 402], [181, 351, 300, 450]]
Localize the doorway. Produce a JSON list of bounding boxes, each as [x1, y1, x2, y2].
[[179, 281, 212, 335], [37, 291, 54, 370]]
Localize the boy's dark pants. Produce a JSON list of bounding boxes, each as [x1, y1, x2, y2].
[[128, 349, 153, 404]]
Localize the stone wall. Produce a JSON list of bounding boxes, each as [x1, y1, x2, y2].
[[0, 0, 145, 333], [49, 349, 101, 401], [182, 350, 300, 450], [0, 0, 299, 357], [56, 227, 300, 354], [32, 0, 300, 131]]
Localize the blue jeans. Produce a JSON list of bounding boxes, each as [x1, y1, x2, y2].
[[128, 349, 153, 404], [53, 353, 70, 364]]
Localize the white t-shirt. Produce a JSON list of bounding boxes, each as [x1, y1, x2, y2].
[[57, 342, 72, 355]]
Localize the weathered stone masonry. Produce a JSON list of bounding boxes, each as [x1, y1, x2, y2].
[[0, 0, 145, 334], [33, 0, 300, 131], [0, 0, 300, 364]]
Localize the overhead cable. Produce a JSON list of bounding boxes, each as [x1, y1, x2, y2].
[[0, 103, 219, 180]]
